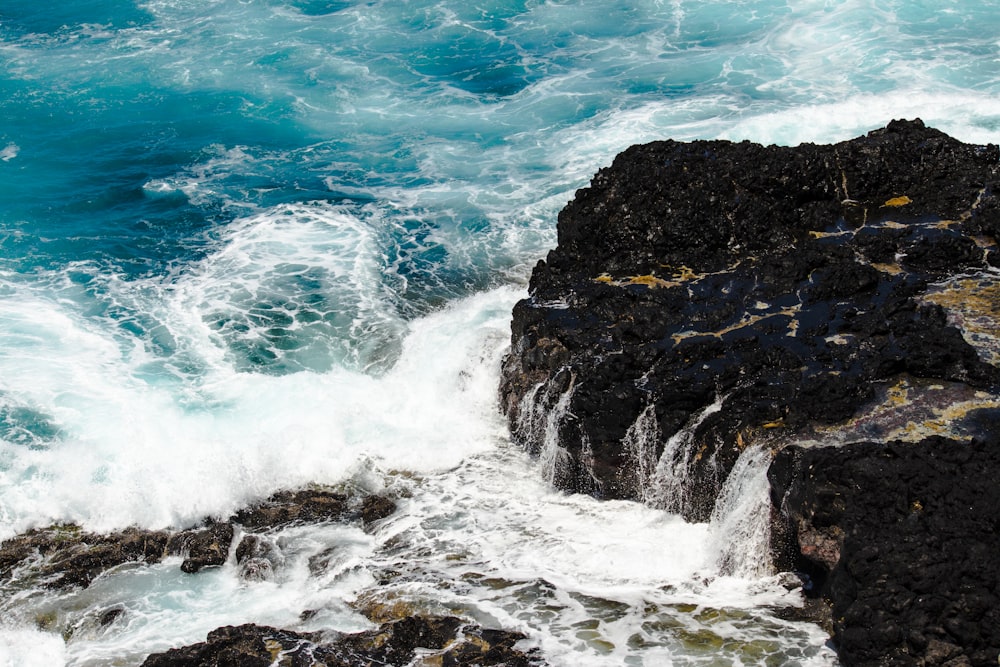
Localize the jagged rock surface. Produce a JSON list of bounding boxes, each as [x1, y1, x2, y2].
[[769, 425, 1000, 666], [500, 119, 1000, 521]]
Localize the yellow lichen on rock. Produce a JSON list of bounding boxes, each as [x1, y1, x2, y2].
[[921, 275, 1000, 365], [816, 377, 999, 443], [627, 274, 673, 288], [596, 265, 705, 289], [671, 265, 699, 281], [264, 639, 284, 663], [593, 273, 675, 288], [882, 195, 912, 207], [871, 262, 904, 275]]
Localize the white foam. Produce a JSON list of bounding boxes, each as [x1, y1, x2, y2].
[[0, 282, 523, 538], [719, 90, 1000, 146], [0, 628, 66, 667]]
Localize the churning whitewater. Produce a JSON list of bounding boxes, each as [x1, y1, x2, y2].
[[1, 0, 999, 664]]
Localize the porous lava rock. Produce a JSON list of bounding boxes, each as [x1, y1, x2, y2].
[[769, 426, 1000, 666], [140, 617, 544, 667], [500, 119, 1000, 521]]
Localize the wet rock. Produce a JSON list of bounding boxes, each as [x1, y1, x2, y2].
[[98, 606, 125, 628], [769, 435, 1000, 666], [234, 534, 281, 581], [140, 617, 544, 666], [230, 487, 396, 531], [305, 546, 339, 577], [168, 522, 235, 574], [499, 119, 1000, 521], [230, 489, 350, 529], [0, 525, 170, 590], [0, 487, 397, 589], [359, 493, 398, 527], [140, 624, 316, 667]]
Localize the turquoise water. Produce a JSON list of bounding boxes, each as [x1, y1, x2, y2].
[[1, 1, 999, 665]]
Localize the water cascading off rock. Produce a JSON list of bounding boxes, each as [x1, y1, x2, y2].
[[499, 118, 1000, 522]]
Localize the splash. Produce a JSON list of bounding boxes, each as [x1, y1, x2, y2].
[[621, 403, 660, 502]]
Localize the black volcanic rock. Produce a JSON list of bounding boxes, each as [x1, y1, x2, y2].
[[769, 431, 1000, 666], [0, 525, 171, 590], [231, 487, 397, 531], [167, 522, 235, 574], [500, 119, 1000, 521]]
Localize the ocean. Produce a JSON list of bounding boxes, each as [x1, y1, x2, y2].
[[0, 1, 998, 664]]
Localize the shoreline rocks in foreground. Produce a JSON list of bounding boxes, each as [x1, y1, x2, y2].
[[140, 618, 542, 667], [0, 486, 543, 666], [0, 487, 398, 591], [500, 119, 1000, 665]]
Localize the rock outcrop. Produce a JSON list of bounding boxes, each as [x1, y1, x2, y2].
[[1, 487, 545, 666], [500, 119, 1000, 522], [0, 486, 397, 591], [140, 617, 543, 667], [770, 426, 1000, 666], [499, 119, 1000, 664]]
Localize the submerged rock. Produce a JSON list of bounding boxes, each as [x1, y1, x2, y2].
[[234, 534, 282, 582], [140, 616, 544, 667], [500, 118, 1000, 521]]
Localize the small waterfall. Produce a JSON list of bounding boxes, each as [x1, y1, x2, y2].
[[520, 386, 775, 579], [622, 403, 660, 502], [515, 373, 577, 487], [708, 443, 775, 578], [644, 396, 725, 516], [625, 395, 775, 578]]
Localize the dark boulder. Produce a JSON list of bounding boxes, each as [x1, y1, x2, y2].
[[230, 487, 396, 531], [500, 119, 1000, 521], [167, 522, 235, 574]]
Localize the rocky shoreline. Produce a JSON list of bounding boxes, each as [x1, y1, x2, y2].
[[0, 485, 543, 666], [3, 120, 998, 665], [500, 119, 1000, 665]]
